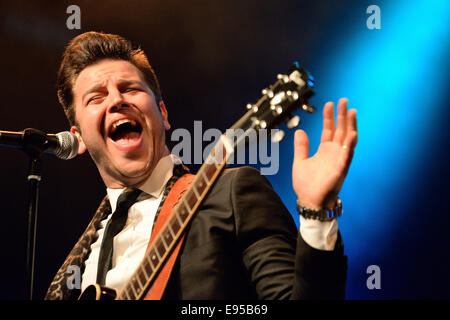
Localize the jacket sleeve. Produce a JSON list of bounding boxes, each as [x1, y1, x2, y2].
[[230, 167, 347, 299]]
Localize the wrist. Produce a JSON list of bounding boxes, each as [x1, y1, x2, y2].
[[297, 196, 338, 210], [296, 197, 343, 221]]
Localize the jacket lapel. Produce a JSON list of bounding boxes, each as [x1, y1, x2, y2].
[[45, 163, 190, 300], [44, 197, 111, 300]]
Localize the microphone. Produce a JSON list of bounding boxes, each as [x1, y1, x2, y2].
[[0, 128, 79, 159]]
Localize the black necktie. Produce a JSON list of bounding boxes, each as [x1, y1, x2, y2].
[[96, 187, 143, 286]]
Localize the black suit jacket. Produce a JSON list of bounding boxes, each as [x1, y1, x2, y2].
[[45, 166, 347, 300], [163, 166, 347, 299]]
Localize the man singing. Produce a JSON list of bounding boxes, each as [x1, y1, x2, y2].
[[45, 31, 358, 300]]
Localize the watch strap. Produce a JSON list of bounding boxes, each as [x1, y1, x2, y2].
[[297, 198, 343, 221]]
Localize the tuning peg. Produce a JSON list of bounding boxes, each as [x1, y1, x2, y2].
[[277, 74, 289, 83], [247, 103, 259, 113], [301, 104, 316, 113], [286, 115, 300, 129], [271, 130, 285, 143], [262, 88, 274, 98]]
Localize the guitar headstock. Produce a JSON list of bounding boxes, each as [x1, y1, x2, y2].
[[231, 62, 315, 142]]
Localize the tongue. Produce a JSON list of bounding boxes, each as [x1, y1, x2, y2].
[[114, 131, 140, 145]]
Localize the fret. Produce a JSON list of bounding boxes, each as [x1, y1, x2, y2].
[[204, 146, 216, 165], [123, 287, 131, 300], [182, 196, 192, 212], [130, 281, 138, 298], [192, 184, 201, 199], [201, 170, 210, 184], [195, 177, 207, 196], [123, 285, 134, 300], [175, 211, 184, 227], [211, 142, 227, 166], [154, 247, 162, 260], [171, 217, 181, 234], [166, 226, 175, 243], [150, 249, 160, 266], [139, 268, 147, 286], [160, 234, 169, 250], [168, 224, 176, 239], [141, 262, 149, 279], [135, 272, 143, 288], [179, 204, 189, 220], [146, 253, 155, 271], [220, 134, 234, 157], [204, 162, 218, 181], [185, 190, 197, 210], [156, 239, 166, 257]]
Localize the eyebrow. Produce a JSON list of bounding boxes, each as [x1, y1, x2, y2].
[[82, 79, 143, 102]]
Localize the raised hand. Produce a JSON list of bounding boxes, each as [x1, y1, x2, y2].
[[292, 98, 358, 209]]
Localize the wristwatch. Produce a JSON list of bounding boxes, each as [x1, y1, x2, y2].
[[296, 198, 343, 221]]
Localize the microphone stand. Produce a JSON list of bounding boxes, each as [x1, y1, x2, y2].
[[25, 155, 41, 301], [20, 129, 49, 300]]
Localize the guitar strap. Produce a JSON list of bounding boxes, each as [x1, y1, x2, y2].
[[142, 172, 195, 300]]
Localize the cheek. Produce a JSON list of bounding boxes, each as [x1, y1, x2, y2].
[[80, 106, 106, 135], [138, 102, 164, 132]]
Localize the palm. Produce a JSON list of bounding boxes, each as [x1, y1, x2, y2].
[[292, 98, 358, 209]]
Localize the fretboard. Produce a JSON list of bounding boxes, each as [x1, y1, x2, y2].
[[117, 137, 233, 300]]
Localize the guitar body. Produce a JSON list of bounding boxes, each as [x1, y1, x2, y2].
[[78, 284, 118, 300]]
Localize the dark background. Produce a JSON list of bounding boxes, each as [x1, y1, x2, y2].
[[0, 0, 448, 300]]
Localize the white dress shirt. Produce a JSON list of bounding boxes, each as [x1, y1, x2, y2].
[[81, 154, 338, 292], [81, 155, 178, 292]]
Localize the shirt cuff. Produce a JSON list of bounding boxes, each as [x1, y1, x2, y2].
[[299, 215, 339, 251]]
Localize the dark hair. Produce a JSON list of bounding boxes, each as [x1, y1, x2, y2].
[[57, 31, 162, 126]]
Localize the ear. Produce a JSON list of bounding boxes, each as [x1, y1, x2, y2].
[[159, 101, 171, 131], [70, 125, 87, 154]]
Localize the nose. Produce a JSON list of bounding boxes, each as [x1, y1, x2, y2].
[[107, 87, 128, 113]]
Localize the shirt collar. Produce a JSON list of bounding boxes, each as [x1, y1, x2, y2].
[[106, 154, 180, 212]]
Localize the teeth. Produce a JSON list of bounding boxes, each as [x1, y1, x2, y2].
[[111, 119, 138, 134]]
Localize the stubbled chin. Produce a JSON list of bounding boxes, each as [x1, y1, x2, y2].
[[105, 154, 153, 187]]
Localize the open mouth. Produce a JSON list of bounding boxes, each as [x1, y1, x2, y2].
[[109, 119, 143, 146]]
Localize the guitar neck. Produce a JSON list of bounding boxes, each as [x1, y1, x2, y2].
[[117, 139, 232, 300]]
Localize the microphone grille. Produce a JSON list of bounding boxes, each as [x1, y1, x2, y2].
[[55, 131, 79, 160]]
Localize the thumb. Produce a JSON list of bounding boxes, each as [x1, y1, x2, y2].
[[294, 129, 309, 161]]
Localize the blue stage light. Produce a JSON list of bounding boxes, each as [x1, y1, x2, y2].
[[267, 0, 449, 298]]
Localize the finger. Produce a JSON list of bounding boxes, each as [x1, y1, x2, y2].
[[345, 108, 357, 140], [333, 98, 348, 145], [294, 129, 309, 161], [341, 131, 358, 174], [343, 109, 357, 146], [320, 102, 335, 142]]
